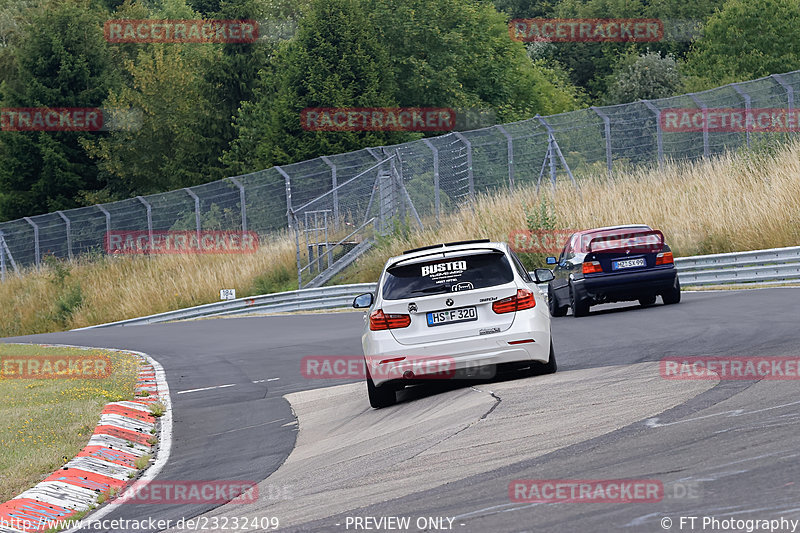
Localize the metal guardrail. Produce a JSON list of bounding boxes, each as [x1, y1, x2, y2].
[[75, 246, 800, 329], [72, 283, 376, 329], [675, 246, 800, 286]]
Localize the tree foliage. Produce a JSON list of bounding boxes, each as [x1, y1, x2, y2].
[[685, 0, 800, 86], [604, 51, 683, 104]]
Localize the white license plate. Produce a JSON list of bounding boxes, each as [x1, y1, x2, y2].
[[427, 306, 478, 327], [613, 258, 646, 270]]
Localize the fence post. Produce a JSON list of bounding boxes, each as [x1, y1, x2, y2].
[[0, 231, 5, 281], [23, 217, 40, 269], [771, 73, 794, 111], [321, 156, 338, 230], [422, 139, 441, 223], [96, 204, 111, 254], [228, 177, 247, 233], [452, 132, 475, 203], [642, 100, 664, 169], [0, 230, 18, 280], [183, 188, 202, 241], [689, 94, 710, 157], [591, 106, 613, 178], [495, 125, 515, 191], [136, 196, 153, 252], [731, 83, 752, 148], [535, 116, 557, 190], [275, 166, 293, 230], [56, 211, 73, 261], [395, 149, 424, 230]]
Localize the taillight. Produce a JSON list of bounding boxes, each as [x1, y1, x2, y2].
[[582, 260, 602, 274], [492, 289, 536, 314], [369, 309, 411, 331], [656, 251, 674, 265]]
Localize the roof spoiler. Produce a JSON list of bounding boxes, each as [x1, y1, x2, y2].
[[403, 239, 490, 255], [587, 230, 664, 254]]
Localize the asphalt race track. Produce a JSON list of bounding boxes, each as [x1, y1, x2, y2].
[[3, 288, 800, 532]]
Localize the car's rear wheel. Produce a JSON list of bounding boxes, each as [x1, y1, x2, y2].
[[638, 294, 657, 307], [366, 368, 396, 409], [662, 277, 681, 305], [570, 285, 591, 317], [537, 341, 557, 374], [548, 286, 568, 317]]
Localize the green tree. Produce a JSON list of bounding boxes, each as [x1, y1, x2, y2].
[[368, 0, 584, 122], [604, 50, 683, 104], [685, 0, 800, 86], [223, 0, 409, 173], [83, 44, 222, 196], [0, 0, 115, 220], [546, 0, 723, 100]]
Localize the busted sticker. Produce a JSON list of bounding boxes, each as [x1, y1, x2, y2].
[[422, 260, 468, 284]]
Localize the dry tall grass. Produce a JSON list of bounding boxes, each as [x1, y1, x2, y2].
[[2, 141, 799, 336], [344, 140, 800, 282], [0, 232, 297, 337]]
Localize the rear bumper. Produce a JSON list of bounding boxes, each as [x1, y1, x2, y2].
[[578, 266, 677, 302], [363, 314, 550, 388]]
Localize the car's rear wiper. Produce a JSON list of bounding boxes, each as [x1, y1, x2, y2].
[[410, 285, 450, 294]]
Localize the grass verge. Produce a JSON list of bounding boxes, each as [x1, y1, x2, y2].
[[0, 344, 139, 502]]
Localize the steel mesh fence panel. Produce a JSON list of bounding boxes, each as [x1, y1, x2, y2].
[[188, 180, 244, 231], [396, 139, 437, 220], [426, 133, 471, 209], [29, 213, 68, 260], [144, 189, 197, 231], [503, 120, 549, 188], [547, 109, 607, 178], [104, 198, 148, 233], [65, 206, 108, 257], [1, 219, 37, 267], [3, 69, 800, 273], [460, 127, 511, 195], [235, 168, 288, 234]]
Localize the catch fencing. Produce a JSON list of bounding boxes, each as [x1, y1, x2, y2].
[[2, 70, 800, 285]]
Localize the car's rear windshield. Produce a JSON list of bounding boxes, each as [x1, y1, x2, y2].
[[381, 251, 514, 300]]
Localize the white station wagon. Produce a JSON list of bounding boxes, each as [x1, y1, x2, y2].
[[353, 239, 556, 408]]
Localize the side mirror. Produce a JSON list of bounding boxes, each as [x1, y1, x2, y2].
[[534, 268, 555, 283], [546, 256, 557, 265], [353, 293, 374, 309]]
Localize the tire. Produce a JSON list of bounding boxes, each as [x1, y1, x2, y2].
[[366, 368, 396, 409], [662, 277, 681, 305], [528, 340, 557, 375], [638, 294, 657, 307], [548, 286, 568, 317], [570, 285, 591, 318]]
